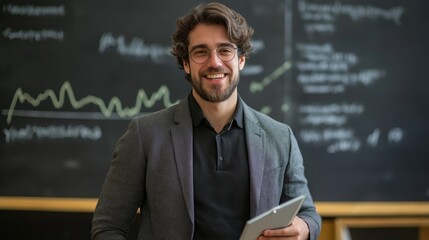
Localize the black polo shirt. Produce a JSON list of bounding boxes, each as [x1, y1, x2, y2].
[[189, 93, 250, 240]]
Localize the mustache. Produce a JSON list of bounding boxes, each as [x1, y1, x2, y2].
[[201, 67, 228, 75]]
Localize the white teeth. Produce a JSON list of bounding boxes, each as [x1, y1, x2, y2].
[[206, 73, 224, 79]]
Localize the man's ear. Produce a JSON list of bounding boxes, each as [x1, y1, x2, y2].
[[183, 60, 190, 74], [239, 55, 246, 70]]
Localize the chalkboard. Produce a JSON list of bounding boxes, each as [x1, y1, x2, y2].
[[1, 0, 428, 201], [286, 0, 429, 201]]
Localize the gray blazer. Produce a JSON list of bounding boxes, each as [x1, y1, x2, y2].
[[92, 97, 321, 240]]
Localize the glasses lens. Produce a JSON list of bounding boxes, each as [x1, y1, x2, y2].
[[190, 48, 209, 64], [216, 46, 235, 62]]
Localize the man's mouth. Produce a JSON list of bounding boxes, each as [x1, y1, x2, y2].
[[205, 73, 226, 79]]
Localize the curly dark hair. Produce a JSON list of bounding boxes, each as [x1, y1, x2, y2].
[[171, 2, 254, 80]]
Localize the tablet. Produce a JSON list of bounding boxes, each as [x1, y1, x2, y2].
[[239, 195, 305, 240]]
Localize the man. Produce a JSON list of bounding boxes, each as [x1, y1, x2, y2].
[[92, 2, 321, 240]]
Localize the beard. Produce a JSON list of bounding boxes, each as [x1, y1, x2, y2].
[[190, 67, 239, 103]]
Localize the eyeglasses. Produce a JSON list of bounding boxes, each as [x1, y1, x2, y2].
[[189, 45, 238, 64]]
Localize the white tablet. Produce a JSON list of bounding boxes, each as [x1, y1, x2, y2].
[[239, 195, 305, 240]]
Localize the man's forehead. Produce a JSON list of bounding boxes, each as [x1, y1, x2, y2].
[[188, 23, 229, 44]]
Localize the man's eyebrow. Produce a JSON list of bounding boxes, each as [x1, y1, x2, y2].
[[189, 43, 236, 52], [218, 43, 236, 48], [189, 44, 208, 52]]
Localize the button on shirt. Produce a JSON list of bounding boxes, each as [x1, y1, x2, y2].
[[189, 93, 250, 240]]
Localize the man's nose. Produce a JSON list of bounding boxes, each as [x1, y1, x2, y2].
[[206, 49, 223, 67]]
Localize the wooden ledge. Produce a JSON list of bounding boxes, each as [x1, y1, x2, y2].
[[316, 202, 429, 217], [1, 197, 429, 216], [0, 197, 98, 212]]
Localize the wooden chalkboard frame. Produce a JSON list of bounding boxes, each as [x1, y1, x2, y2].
[[1, 196, 428, 216]]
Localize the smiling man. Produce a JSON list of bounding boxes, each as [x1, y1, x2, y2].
[[92, 2, 321, 240], [184, 23, 244, 133]]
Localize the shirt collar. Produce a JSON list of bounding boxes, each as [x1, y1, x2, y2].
[[188, 92, 244, 129]]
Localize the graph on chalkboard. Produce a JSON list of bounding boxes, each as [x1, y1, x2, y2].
[[4, 81, 177, 124]]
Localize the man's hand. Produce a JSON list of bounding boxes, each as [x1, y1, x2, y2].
[[256, 216, 309, 240]]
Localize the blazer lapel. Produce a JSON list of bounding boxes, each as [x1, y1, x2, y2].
[[243, 103, 266, 217], [171, 98, 195, 224]]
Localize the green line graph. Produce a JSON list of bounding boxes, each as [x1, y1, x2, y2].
[[5, 81, 177, 124], [4, 61, 291, 124], [249, 61, 292, 93]]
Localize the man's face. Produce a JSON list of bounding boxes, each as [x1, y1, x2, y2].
[[183, 23, 246, 102]]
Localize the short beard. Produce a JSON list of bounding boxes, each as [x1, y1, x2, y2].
[[191, 69, 239, 102]]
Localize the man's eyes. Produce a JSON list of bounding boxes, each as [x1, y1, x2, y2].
[[218, 48, 233, 54], [193, 49, 209, 55]]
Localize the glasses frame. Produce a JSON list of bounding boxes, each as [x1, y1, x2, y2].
[[189, 44, 239, 64]]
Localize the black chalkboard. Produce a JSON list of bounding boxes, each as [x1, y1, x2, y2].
[[1, 0, 428, 201], [286, 0, 429, 201]]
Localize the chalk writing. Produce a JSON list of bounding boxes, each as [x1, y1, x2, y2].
[[2, 28, 64, 41], [2, 4, 65, 17], [367, 128, 381, 147], [298, 0, 404, 34], [98, 32, 171, 63], [292, 1, 407, 153], [3, 125, 102, 143], [296, 42, 385, 94], [388, 128, 403, 143]]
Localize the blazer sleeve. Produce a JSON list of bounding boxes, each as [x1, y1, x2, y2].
[[91, 119, 145, 240], [285, 126, 322, 240]]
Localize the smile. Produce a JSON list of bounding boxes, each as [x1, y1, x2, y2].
[[205, 73, 226, 79]]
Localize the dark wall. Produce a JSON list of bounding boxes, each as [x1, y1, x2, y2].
[[1, 0, 428, 201], [0, 210, 140, 240]]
